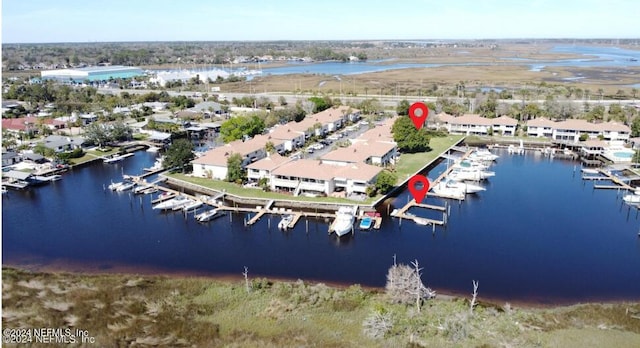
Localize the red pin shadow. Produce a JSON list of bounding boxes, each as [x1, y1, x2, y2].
[[408, 175, 430, 203], [409, 102, 429, 130]]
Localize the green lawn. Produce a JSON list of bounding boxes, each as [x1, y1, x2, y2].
[[394, 134, 465, 183], [68, 148, 119, 165], [169, 174, 379, 205]]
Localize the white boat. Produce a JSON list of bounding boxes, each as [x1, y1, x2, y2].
[[581, 168, 600, 175], [144, 157, 165, 172], [470, 148, 499, 161], [623, 194, 640, 205], [141, 187, 158, 195], [152, 195, 189, 210], [103, 153, 134, 164], [108, 181, 124, 190], [133, 184, 153, 194], [333, 207, 355, 237], [195, 208, 225, 222], [443, 179, 485, 194], [1, 186, 7, 194], [115, 182, 136, 192], [278, 214, 294, 230], [172, 198, 194, 211], [431, 181, 466, 200], [182, 200, 203, 212], [452, 159, 490, 171], [449, 167, 495, 181]]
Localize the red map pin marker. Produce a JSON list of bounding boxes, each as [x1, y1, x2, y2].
[[408, 102, 429, 130], [408, 175, 430, 203]]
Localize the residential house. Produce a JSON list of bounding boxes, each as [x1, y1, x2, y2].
[[436, 113, 518, 136], [270, 159, 381, 196], [526, 117, 555, 138], [2, 151, 21, 167], [192, 136, 276, 180], [320, 141, 397, 167], [43, 135, 86, 153], [268, 124, 306, 152], [2, 116, 65, 134], [526, 118, 631, 142], [246, 153, 292, 181], [492, 116, 518, 136]]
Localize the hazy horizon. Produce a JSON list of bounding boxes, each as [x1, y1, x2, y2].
[[2, 0, 639, 44]]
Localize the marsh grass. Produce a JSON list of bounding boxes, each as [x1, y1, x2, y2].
[[3, 267, 640, 347]]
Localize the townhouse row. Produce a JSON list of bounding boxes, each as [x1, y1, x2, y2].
[[192, 110, 399, 197], [433, 113, 630, 142]]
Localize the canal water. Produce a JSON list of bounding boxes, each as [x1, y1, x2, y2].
[[3, 150, 640, 304]]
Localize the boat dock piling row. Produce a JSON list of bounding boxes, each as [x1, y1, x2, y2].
[[390, 147, 476, 228], [583, 168, 635, 191]]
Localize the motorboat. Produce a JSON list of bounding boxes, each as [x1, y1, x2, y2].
[[359, 216, 373, 230], [141, 187, 158, 195], [333, 207, 355, 237], [155, 191, 174, 201], [278, 214, 294, 230], [581, 168, 600, 175], [103, 153, 134, 164], [182, 200, 203, 212], [623, 194, 640, 205], [108, 181, 124, 190], [144, 157, 165, 172], [443, 179, 485, 194], [133, 184, 153, 194], [195, 208, 225, 222], [470, 148, 499, 161], [452, 159, 490, 171], [431, 181, 465, 200], [405, 212, 431, 226], [115, 182, 136, 192], [152, 195, 189, 210], [172, 198, 193, 211], [449, 168, 495, 181]]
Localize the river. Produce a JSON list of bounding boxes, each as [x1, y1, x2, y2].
[[3, 149, 640, 304]]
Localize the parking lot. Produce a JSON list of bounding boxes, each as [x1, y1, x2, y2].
[[302, 121, 370, 160]]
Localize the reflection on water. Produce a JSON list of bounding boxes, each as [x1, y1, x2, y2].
[[3, 149, 640, 304]]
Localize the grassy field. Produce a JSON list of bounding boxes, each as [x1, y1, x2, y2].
[[67, 148, 119, 166], [394, 134, 465, 182], [3, 267, 639, 347]]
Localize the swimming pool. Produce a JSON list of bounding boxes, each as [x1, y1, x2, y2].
[[613, 151, 633, 159], [603, 148, 635, 162]]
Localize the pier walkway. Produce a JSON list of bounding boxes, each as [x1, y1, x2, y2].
[[390, 148, 478, 227]]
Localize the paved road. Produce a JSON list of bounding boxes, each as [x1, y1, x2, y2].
[[100, 87, 639, 109]]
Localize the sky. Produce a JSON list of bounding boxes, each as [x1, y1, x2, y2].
[[2, 0, 639, 43]]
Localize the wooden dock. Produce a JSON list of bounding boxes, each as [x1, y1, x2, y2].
[[593, 169, 635, 191], [582, 175, 610, 181], [391, 200, 447, 226]]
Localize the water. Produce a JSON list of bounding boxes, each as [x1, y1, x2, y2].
[[3, 150, 640, 304], [150, 46, 640, 79]]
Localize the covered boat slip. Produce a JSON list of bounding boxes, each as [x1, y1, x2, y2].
[[2, 170, 33, 189]]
